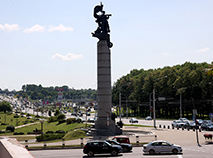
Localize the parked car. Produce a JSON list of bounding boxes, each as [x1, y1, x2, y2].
[[129, 118, 138, 123], [71, 112, 77, 116], [83, 140, 123, 156], [184, 121, 198, 129], [112, 136, 130, 144], [179, 118, 189, 123], [77, 112, 83, 117], [106, 139, 132, 152], [196, 119, 203, 125], [143, 140, 183, 155], [201, 120, 213, 131], [202, 120, 212, 125], [86, 112, 90, 116], [171, 120, 185, 128], [145, 116, 152, 120]]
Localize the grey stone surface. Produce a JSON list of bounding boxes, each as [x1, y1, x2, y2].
[[95, 40, 117, 135]]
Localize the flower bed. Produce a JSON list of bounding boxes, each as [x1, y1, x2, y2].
[[204, 134, 213, 140]]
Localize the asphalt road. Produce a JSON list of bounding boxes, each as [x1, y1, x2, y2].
[[30, 145, 213, 158]]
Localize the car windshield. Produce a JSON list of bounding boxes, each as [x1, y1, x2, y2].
[[176, 120, 182, 123], [109, 140, 119, 145], [105, 141, 112, 146]]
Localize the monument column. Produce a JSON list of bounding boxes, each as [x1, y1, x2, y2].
[[95, 40, 115, 135]]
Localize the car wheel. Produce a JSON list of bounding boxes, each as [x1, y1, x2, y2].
[[111, 150, 118, 156], [149, 149, 155, 155], [172, 149, 178, 154], [87, 151, 94, 157], [123, 147, 128, 152]]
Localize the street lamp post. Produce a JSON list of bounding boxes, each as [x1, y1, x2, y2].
[[153, 76, 167, 129], [119, 82, 131, 122], [40, 119, 45, 141]]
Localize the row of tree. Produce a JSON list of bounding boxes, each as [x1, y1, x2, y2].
[[112, 62, 213, 119], [15, 85, 97, 102]]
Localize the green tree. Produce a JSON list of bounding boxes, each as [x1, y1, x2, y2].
[[0, 101, 12, 113], [57, 114, 66, 123], [54, 109, 60, 116]]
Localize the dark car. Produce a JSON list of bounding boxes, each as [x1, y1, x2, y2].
[[83, 140, 123, 157], [106, 139, 132, 152]]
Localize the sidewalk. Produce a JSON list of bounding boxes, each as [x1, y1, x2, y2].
[[21, 126, 212, 149]]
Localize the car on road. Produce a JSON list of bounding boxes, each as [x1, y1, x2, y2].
[[129, 118, 138, 123], [106, 139, 132, 152], [145, 116, 152, 120], [112, 136, 130, 144], [86, 112, 90, 116], [83, 140, 123, 156], [87, 117, 95, 123], [171, 120, 185, 128], [143, 140, 182, 155]]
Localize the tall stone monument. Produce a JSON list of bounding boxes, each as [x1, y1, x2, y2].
[[92, 3, 121, 136]]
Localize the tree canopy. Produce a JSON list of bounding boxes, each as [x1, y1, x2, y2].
[[0, 101, 12, 113], [112, 62, 213, 119]]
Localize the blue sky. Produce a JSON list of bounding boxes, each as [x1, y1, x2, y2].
[[0, 0, 212, 91]]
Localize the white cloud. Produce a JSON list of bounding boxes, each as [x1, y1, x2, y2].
[[48, 24, 73, 32], [23, 24, 45, 33], [161, 52, 169, 56], [196, 47, 210, 52], [0, 23, 20, 31], [52, 53, 84, 61]]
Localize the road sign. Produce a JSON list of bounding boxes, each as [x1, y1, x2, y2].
[[57, 88, 64, 91], [210, 113, 213, 118]]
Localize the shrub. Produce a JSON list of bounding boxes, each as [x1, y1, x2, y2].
[[26, 113, 31, 117], [48, 116, 57, 123], [36, 134, 65, 142], [55, 130, 65, 134], [1, 123, 8, 125], [46, 131, 54, 134], [66, 118, 76, 124], [14, 115, 19, 118], [58, 120, 66, 124], [13, 132, 24, 135], [35, 115, 40, 118], [76, 118, 82, 123], [6, 125, 15, 132], [27, 132, 35, 134]]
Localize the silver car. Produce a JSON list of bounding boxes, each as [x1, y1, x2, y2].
[[143, 140, 182, 154]]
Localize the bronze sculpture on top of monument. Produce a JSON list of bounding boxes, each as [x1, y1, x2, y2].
[[92, 2, 113, 48]]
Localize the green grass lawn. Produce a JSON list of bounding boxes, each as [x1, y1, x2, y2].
[[0, 112, 38, 131]]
